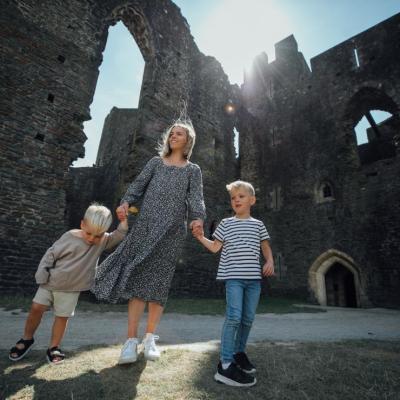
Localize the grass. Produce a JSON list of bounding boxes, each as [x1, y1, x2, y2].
[[1, 341, 399, 399], [0, 295, 324, 315]]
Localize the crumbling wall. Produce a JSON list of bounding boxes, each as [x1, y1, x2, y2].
[[2, 1, 399, 306], [0, 0, 237, 295], [239, 14, 400, 307]]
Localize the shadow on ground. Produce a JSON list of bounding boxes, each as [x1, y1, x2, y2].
[[0, 345, 146, 400], [1, 341, 399, 400], [189, 341, 400, 400]]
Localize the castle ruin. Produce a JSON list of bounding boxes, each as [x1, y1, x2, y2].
[[1, 1, 399, 307]]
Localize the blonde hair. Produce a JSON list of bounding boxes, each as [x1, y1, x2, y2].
[[157, 122, 196, 160], [83, 203, 112, 234], [226, 180, 255, 196]]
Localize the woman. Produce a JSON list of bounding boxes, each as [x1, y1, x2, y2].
[[92, 121, 205, 364]]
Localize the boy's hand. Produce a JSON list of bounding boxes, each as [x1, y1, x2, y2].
[[192, 225, 204, 239], [262, 259, 275, 277], [116, 207, 127, 222], [117, 202, 129, 217], [190, 220, 203, 238]]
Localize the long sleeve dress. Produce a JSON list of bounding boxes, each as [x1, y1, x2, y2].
[[92, 156, 206, 306]]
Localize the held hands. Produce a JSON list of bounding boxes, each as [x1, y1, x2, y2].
[[190, 220, 204, 239], [116, 202, 129, 222], [262, 258, 275, 277]]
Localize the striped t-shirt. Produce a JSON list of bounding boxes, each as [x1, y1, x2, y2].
[[212, 216, 270, 280]]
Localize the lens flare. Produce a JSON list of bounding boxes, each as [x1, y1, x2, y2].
[[225, 103, 236, 114]]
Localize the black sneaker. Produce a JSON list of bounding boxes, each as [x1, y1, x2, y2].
[[234, 352, 256, 374], [214, 361, 256, 387]]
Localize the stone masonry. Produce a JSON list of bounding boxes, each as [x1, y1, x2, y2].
[[1, 0, 237, 297], [240, 15, 400, 307], [1, 1, 399, 307]]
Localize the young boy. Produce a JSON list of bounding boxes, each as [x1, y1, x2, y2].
[[193, 180, 274, 387], [8, 203, 128, 365]]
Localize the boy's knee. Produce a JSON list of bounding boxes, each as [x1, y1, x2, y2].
[[225, 317, 241, 328], [241, 317, 254, 328], [31, 302, 48, 314], [54, 316, 69, 322]]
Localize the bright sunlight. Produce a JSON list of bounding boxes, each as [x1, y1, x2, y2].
[[197, 0, 291, 84]]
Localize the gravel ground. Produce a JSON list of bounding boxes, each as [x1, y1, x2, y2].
[[1, 306, 400, 353]]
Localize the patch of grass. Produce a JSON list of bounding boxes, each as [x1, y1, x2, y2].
[[0, 294, 324, 315], [1, 341, 399, 400], [0, 296, 33, 313], [164, 296, 324, 315]]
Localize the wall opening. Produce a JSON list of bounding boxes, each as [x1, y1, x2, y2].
[[354, 110, 392, 145], [308, 249, 367, 307], [325, 262, 357, 307], [73, 21, 145, 167], [353, 47, 360, 68], [345, 87, 399, 166], [269, 186, 282, 211], [233, 127, 239, 158], [315, 181, 335, 203], [275, 253, 286, 280]]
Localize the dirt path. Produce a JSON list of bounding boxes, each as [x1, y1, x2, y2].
[[1, 306, 400, 352]]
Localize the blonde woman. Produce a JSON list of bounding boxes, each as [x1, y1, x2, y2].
[[93, 121, 205, 364]]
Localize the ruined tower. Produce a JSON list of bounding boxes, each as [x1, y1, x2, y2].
[[1, 2, 399, 307], [239, 15, 400, 307], [1, 0, 237, 295]]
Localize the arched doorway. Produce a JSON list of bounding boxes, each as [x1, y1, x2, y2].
[[308, 249, 367, 307], [325, 262, 357, 307]]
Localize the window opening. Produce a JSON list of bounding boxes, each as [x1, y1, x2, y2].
[[233, 127, 239, 158], [72, 21, 144, 167], [353, 48, 360, 68], [354, 110, 392, 145], [322, 184, 332, 198]]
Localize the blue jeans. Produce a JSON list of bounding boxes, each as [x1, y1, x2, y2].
[[220, 279, 261, 363]]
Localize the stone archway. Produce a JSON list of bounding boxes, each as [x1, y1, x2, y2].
[[342, 85, 400, 165], [1, 0, 238, 295], [325, 262, 357, 307], [308, 249, 367, 307]]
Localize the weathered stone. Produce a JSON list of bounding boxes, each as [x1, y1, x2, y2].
[[1, 1, 399, 308], [0, 0, 237, 296], [240, 14, 400, 308]]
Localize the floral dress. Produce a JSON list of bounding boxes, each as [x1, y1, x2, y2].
[[92, 156, 206, 305]]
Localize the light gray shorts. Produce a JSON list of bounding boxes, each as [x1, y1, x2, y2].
[[33, 287, 80, 317]]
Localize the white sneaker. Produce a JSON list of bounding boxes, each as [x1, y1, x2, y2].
[[142, 333, 160, 361], [118, 338, 139, 364]]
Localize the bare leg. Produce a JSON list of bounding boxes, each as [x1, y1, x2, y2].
[[49, 316, 69, 348], [146, 302, 164, 334], [9, 302, 48, 358], [23, 302, 48, 340], [127, 298, 146, 338]]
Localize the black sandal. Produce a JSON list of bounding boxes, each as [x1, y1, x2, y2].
[[46, 347, 65, 365], [9, 338, 35, 361]]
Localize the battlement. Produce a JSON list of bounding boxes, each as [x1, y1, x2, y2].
[[274, 34, 299, 60], [311, 13, 400, 78]]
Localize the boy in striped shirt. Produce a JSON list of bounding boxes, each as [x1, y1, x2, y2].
[[193, 180, 274, 387]]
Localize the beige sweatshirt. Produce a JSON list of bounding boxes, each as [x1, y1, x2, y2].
[[35, 224, 128, 291]]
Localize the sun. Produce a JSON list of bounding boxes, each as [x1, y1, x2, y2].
[[197, 0, 292, 84]]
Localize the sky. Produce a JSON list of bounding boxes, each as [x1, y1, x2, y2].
[[73, 0, 400, 167]]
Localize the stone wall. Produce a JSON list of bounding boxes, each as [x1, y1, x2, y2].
[[1, 1, 399, 307], [1, 0, 237, 295], [240, 14, 400, 307]]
